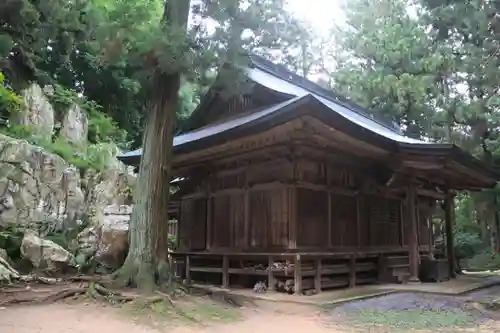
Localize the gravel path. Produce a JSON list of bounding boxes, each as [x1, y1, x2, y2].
[[329, 287, 500, 332], [332, 292, 467, 312]]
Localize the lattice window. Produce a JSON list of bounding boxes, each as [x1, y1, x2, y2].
[[369, 197, 400, 246]]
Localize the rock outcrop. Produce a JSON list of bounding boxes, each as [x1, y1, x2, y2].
[[76, 205, 131, 269], [13, 83, 55, 137], [59, 103, 88, 146], [0, 252, 19, 282], [0, 135, 87, 228], [21, 232, 74, 270], [0, 82, 137, 273]]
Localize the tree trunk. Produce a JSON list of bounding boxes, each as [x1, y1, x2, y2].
[[113, 0, 190, 290]]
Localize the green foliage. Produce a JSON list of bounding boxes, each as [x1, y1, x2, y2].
[[466, 250, 500, 271], [0, 224, 24, 261], [331, 0, 500, 254], [87, 107, 127, 146], [0, 123, 117, 171], [45, 222, 88, 251], [0, 72, 22, 117], [0, 81, 126, 171], [49, 84, 128, 146], [167, 234, 177, 251], [454, 231, 485, 260]]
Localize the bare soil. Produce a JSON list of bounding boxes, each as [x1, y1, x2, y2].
[[2, 287, 500, 333], [0, 301, 338, 333]]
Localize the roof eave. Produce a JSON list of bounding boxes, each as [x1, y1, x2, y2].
[[397, 142, 500, 187]]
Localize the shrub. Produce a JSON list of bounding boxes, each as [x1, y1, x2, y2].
[[454, 231, 486, 260], [0, 224, 24, 260], [466, 250, 500, 271]]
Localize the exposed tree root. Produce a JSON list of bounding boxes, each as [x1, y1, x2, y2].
[[66, 275, 106, 283], [42, 287, 88, 303], [107, 260, 174, 292], [0, 279, 178, 308], [0, 287, 88, 307]]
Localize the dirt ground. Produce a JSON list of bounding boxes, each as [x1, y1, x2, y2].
[[0, 295, 500, 333], [2, 300, 500, 333], [0, 301, 336, 333]]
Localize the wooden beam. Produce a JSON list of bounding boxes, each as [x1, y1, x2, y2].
[[444, 192, 457, 278], [185, 255, 191, 285], [289, 186, 297, 249], [349, 253, 356, 288], [173, 121, 300, 168], [399, 202, 404, 246], [268, 256, 275, 291], [328, 191, 332, 247], [314, 258, 322, 293], [356, 196, 361, 246], [222, 255, 229, 288], [407, 182, 420, 283], [296, 181, 357, 196], [390, 188, 446, 200], [206, 197, 212, 250], [427, 216, 434, 259], [294, 254, 302, 295], [244, 187, 250, 248]]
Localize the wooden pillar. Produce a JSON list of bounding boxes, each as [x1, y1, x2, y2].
[[327, 191, 332, 247], [289, 186, 297, 249], [268, 256, 275, 291], [289, 150, 298, 249], [356, 196, 361, 246], [314, 258, 322, 293], [222, 255, 229, 288], [427, 216, 435, 259], [349, 253, 356, 288], [206, 196, 212, 250], [244, 188, 250, 248], [407, 182, 420, 282], [176, 205, 182, 250], [294, 254, 302, 295], [185, 255, 191, 285], [399, 202, 404, 246], [444, 193, 457, 278]]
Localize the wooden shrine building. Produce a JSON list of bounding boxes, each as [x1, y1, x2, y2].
[[119, 55, 500, 294]]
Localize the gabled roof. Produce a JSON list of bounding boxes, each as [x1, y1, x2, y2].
[[246, 55, 429, 145], [118, 55, 500, 188]]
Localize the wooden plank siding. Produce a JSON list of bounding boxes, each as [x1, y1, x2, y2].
[[330, 194, 358, 247], [296, 188, 328, 247], [177, 144, 436, 254], [250, 187, 289, 248]]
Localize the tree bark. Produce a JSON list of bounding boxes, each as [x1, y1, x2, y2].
[[113, 0, 191, 290]]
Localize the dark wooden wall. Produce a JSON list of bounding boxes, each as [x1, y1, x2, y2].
[[177, 145, 436, 252]]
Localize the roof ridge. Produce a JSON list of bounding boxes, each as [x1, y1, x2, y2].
[[249, 54, 402, 133]]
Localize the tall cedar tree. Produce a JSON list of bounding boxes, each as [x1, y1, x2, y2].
[[113, 0, 309, 288], [111, 1, 190, 288]]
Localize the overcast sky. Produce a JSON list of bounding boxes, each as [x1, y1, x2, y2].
[[286, 0, 346, 34]]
